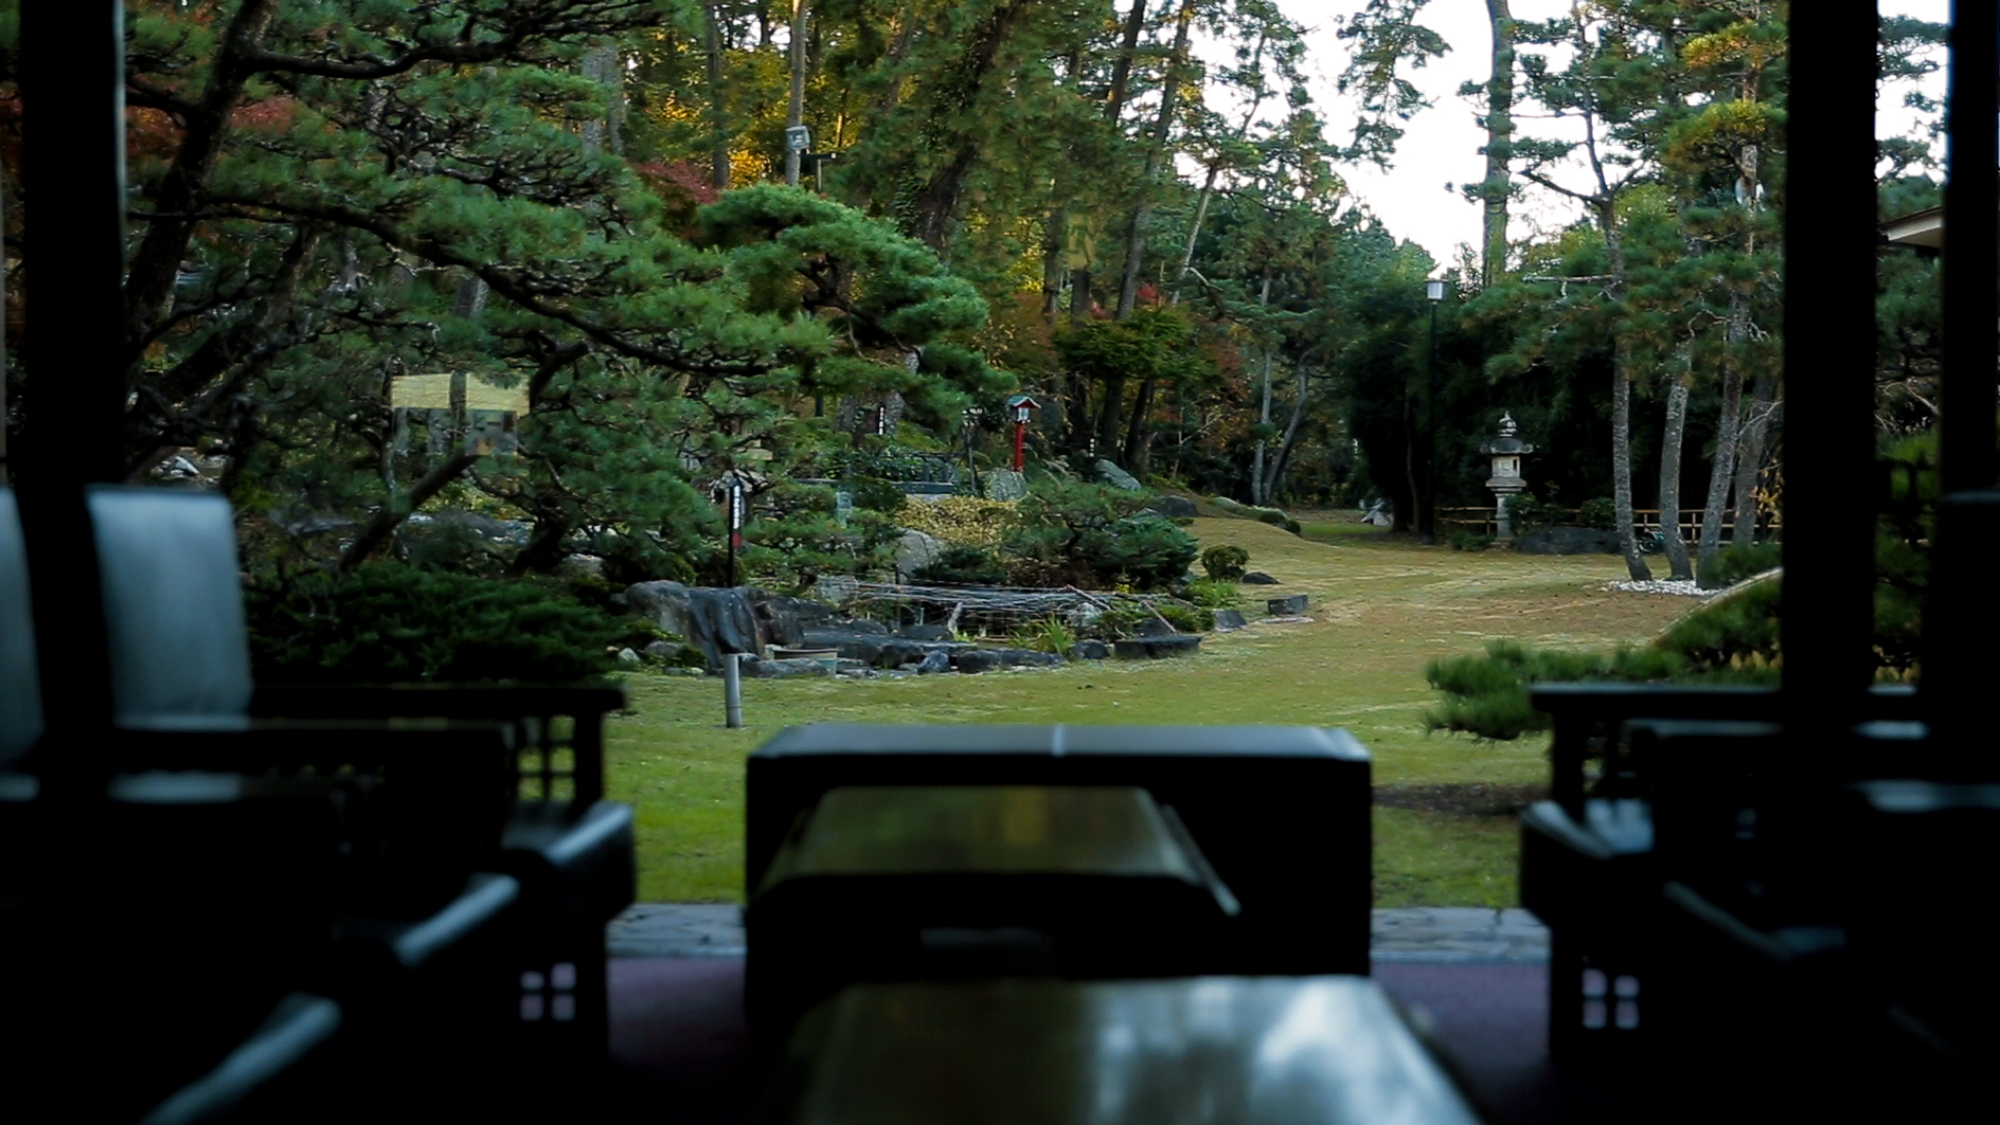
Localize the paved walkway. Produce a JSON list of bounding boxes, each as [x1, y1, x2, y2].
[[608, 904, 1548, 963]]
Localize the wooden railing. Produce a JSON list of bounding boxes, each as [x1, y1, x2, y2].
[[1436, 507, 1782, 538]]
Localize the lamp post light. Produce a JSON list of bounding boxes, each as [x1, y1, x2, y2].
[[1422, 278, 1446, 545], [1006, 395, 1041, 473]]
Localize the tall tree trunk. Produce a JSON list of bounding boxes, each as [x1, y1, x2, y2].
[[1262, 362, 1309, 503], [1116, 0, 1197, 320], [784, 0, 809, 186], [1042, 47, 1084, 319], [1095, 374, 1126, 460], [1480, 0, 1515, 285], [1733, 370, 1777, 544], [908, 0, 1030, 251], [1250, 275, 1273, 504], [1253, 353, 1275, 505], [705, 4, 731, 190], [1657, 375, 1693, 580], [1595, 199, 1652, 581], [1066, 1, 1149, 319], [1122, 377, 1154, 469], [1611, 339, 1649, 579], [1697, 288, 1749, 575]]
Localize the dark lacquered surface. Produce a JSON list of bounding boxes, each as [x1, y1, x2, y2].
[[770, 976, 1481, 1125], [754, 724, 1368, 761], [769, 786, 1200, 882]]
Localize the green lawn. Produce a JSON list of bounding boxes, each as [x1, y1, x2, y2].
[[605, 517, 1691, 904]]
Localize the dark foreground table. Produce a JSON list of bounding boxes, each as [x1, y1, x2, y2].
[[601, 958, 1643, 1125]]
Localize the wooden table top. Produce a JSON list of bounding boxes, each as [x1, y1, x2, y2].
[[767, 975, 1482, 1125]]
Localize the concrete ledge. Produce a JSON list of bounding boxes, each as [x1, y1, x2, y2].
[[607, 904, 1548, 963]]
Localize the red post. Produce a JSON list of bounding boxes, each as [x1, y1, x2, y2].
[[1012, 420, 1027, 472]]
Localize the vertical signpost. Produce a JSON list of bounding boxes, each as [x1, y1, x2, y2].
[[1006, 395, 1040, 473], [724, 471, 746, 588]]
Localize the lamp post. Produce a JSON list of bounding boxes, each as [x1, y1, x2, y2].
[[961, 407, 986, 497], [1006, 395, 1040, 472], [1423, 279, 1446, 544]]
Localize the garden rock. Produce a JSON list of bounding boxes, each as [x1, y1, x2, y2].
[[813, 574, 859, 605], [983, 469, 1027, 501], [954, 648, 1002, 674], [616, 647, 642, 665], [846, 619, 891, 636], [1070, 639, 1110, 660], [894, 529, 943, 580], [557, 554, 606, 581], [751, 596, 816, 648], [627, 581, 763, 669], [1516, 527, 1621, 555], [1095, 460, 1144, 491], [746, 657, 832, 679], [916, 650, 952, 674], [1213, 609, 1247, 631], [1136, 615, 1177, 637], [1148, 495, 1198, 518], [1241, 572, 1279, 585], [1267, 594, 1309, 616], [899, 624, 954, 641], [1113, 635, 1204, 660], [872, 639, 928, 669], [802, 629, 888, 664]]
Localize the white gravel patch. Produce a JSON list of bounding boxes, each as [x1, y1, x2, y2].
[[1609, 578, 1711, 597]]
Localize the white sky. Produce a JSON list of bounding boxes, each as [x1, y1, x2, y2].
[[1279, 0, 1951, 269]]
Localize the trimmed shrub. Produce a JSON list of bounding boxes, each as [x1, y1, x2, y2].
[[1201, 544, 1250, 581], [246, 562, 642, 684], [915, 545, 1010, 586], [1450, 531, 1494, 552]]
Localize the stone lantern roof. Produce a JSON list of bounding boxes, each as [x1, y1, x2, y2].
[[1478, 413, 1536, 457]]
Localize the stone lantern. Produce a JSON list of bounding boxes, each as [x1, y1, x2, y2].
[[1479, 413, 1535, 543]]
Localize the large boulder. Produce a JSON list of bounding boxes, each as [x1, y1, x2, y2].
[[953, 648, 1002, 674], [801, 629, 888, 664], [1213, 609, 1247, 631], [1070, 639, 1110, 661], [1148, 495, 1198, 518], [898, 623, 955, 641], [1516, 527, 1621, 555], [983, 469, 1028, 501], [916, 650, 953, 675], [894, 529, 943, 580], [1113, 634, 1204, 660], [1095, 460, 1144, 491], [744, 657, 833, 679], [752, 594, 830, 648], [625, 581, 761, 669]]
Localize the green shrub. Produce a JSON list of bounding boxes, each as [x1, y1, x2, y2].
[[1013, 616, 1078, 654], [1201, 544, 1250, 581], [1576, 497, 1617, 529], [847, 477, 909, 514], [1004, 481, 1198, 590], [1450, 531, 1495, 552], [1186, 577, 1241, 609], [1504, 493, 1550, 533], [1698, 539, 1781, 589], [1156, 604, 1216, 632], [246, 562, 640, 684], [1099, 518, 1201, 590], [915, 545, 1010, 586]]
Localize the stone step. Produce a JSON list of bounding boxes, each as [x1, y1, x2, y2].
[[606, 904, 1549, 963]]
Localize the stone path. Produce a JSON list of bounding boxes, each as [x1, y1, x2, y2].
[[607, 904, 1548, 963]]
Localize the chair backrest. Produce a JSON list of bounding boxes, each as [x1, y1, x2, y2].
[[0, 488, 44, 760], [88, 487, 254, 728]]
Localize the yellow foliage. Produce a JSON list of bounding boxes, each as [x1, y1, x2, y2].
[[896, 496, 1020, 548]]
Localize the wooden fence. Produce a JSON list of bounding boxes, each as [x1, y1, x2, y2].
[[1436, 507, 1782, 538]]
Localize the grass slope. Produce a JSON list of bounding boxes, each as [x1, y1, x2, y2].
[[606, 517, 1690, 905]]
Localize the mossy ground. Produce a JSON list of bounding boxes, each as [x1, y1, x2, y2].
[[605, 513, 1690, 905]]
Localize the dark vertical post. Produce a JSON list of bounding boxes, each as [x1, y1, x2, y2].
[[1939, 0, 1999, 495], [1781, 9, 1879, 733], [1923, 2, 2000, 751], [17, 2, 126, 742], [1423, 301, 1439, 545]]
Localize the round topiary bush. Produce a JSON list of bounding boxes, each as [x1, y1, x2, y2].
[[1201, 544, 1250, 581]]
